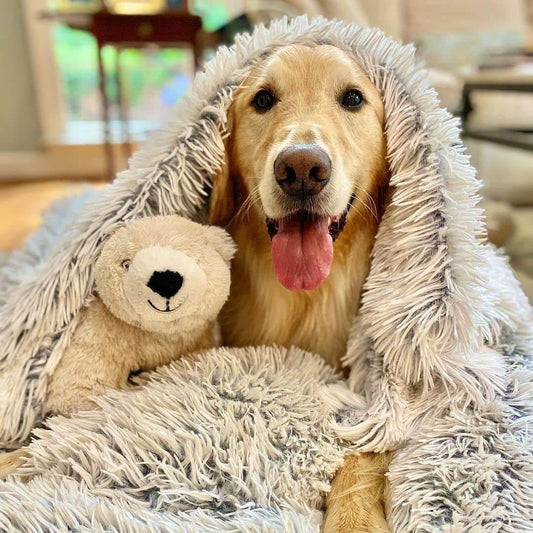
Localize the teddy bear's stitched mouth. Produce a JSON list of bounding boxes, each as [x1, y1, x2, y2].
[[148, 299, 181, 313]]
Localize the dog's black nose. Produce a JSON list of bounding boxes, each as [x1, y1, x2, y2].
[[147, 270, 183, 299], [274, 144, 331, 197]]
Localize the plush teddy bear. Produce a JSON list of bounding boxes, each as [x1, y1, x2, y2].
[[0, 215, 235, 478], [45, 214, 236, 416]]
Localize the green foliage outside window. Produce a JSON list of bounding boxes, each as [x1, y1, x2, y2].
[[53, 2, 231, 123]]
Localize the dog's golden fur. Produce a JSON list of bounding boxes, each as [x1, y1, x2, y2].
[[210, 44, 391, 531], [323, 451, 393, 533]]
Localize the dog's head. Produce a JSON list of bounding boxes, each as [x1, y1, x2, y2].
[[210, 44, 387, 291]]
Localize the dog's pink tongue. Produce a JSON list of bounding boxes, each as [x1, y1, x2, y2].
[[271, 216, 333, 291]]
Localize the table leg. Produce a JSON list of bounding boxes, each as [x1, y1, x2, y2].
[[115, 46, 132, 161], [97, 42, 115, 180], [193, 38, 202, 72]]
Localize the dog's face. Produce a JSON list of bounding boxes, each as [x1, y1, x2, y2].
[[214, 44, 387, 291]]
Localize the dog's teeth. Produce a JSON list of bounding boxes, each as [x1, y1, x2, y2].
[[327, 217, 332, 226]]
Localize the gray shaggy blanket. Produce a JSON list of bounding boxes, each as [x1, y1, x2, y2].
[[0, 16, 532, 532], [0, 346, 352, 532]]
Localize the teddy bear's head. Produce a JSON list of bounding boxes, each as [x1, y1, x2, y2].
[[94, 216, 236, 337]]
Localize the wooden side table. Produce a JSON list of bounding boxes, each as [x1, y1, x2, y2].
[[42, 10, 203, 179]]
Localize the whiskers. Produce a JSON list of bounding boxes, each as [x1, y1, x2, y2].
[[351, 183, 379, 223], [226, 183, 262, 229], [222, 180, 379, 231]]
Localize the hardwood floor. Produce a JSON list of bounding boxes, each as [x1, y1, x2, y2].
[[0, 180, 104, 251]]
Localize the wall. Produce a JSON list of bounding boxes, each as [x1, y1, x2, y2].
[[0, 0, 41, 151]]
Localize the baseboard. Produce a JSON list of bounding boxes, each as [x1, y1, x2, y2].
[[0, 144, 133, 181]]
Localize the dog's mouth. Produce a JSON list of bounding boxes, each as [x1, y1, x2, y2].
[[265, 196, 354, 292], [148, 299, 181, 313]]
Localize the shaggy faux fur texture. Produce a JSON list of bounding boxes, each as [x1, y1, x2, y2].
[[0, 346, 351, 532], [0, 16, 532, 531]]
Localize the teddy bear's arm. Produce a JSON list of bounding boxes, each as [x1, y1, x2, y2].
[[45, 304, 134, 416], [45, 350, 128, 415]]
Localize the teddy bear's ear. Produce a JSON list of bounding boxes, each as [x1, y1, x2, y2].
[[206, 226, 237, 264]]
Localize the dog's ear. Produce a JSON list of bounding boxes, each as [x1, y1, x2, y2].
[[208, 107, 237, 228], [208, 153, 235, 227]]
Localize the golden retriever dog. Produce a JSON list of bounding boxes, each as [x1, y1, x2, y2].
[[209, 44, 391, 532]]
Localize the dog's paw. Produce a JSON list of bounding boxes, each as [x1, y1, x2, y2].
[[322, 453, 392, 533]]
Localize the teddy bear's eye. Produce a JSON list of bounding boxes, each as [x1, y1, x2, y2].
[[121, 259, 131, 272]]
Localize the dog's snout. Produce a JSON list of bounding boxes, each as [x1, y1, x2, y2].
[[274, 144, 331, 197], [147, 270, 183, 299]]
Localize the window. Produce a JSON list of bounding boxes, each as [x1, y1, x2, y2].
[[54, 24, 193, 143], [24, 0, 241, 146]]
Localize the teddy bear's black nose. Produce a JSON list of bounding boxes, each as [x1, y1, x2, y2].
[[147, 270, 184, 299]]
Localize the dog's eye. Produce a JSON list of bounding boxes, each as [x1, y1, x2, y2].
[[252, 89, 275, 112], [121, 259, 131, 271], [341, 89, 364, 110]]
